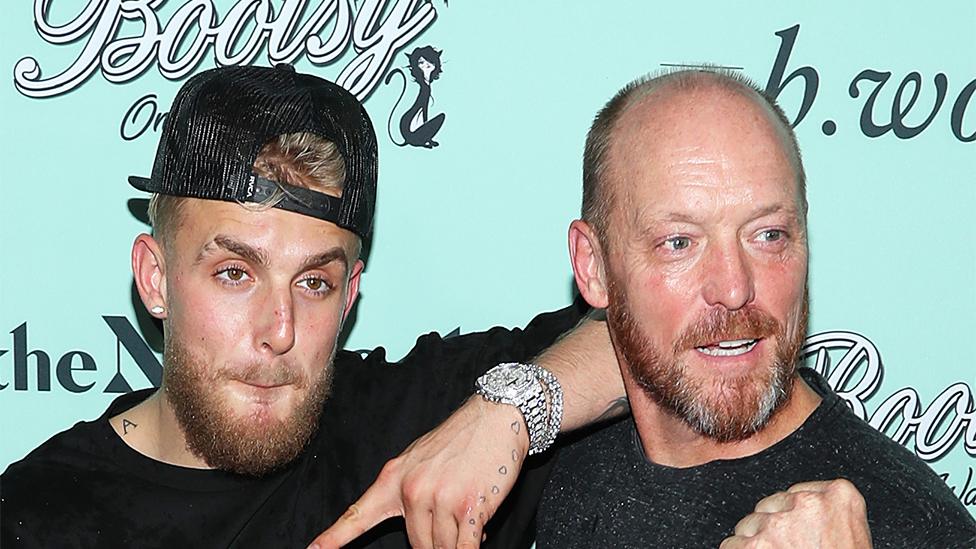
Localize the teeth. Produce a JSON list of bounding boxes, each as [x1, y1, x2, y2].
[[696, 339, 758, 357], [718, 339, 754, 348]]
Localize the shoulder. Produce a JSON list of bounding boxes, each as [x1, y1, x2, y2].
[[3, 390, 151, 495], [333, 302, 588, 375], [2, 413, 123, 546], [794, 372, 975, 545]]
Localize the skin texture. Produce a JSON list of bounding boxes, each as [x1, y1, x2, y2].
[[570, 79, 870, 546], [311, 77, 869, 549], [113, 198, 363, 472], [720, 480, 873, 548], [309, 318, 623, 549], [570, 83, 819, 467]]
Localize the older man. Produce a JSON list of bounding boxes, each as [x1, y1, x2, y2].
[[536, 69, 975, 548]]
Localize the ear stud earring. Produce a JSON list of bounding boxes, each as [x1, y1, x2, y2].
[[150, 306, 165, 315]]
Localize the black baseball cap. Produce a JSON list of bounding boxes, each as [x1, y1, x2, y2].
[[129, 63, 377, 238]]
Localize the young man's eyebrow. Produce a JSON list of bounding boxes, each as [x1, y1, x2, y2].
[[195, 236, 348, 274], [299, 247, 348, 274], [195, 235, 269, 267]]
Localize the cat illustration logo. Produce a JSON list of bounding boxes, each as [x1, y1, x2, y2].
[[385, 46, 445, 148]]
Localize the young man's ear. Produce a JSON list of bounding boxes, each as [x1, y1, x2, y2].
[[568, 219, 610, 309], [132, 234, 168, 319], [341, 259, 365, 326]]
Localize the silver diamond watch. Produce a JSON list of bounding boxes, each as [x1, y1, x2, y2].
[[475, 362, 564, 455]]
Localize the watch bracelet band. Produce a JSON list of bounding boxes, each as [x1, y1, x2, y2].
[[475, 363, 548, 454], [533, 366, 563, 454], [475, 362, 564, 456]]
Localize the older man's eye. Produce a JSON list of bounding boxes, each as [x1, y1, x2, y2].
[[662, 236, 692, 251], [759, 229, 785, 242]]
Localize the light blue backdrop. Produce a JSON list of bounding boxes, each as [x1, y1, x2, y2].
[[1, 0, 973, 517]]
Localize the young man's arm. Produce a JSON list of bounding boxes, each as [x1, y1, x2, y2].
[[309, 313, 625, 549]]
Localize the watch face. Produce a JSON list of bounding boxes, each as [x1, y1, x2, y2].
[[479, 364, 535, 400]]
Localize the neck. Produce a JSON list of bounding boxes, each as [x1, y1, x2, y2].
[[109, 388, 211, 469], [624, 372, 821, 468]]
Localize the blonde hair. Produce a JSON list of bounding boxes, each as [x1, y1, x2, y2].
[[148, 132, 347, 247]]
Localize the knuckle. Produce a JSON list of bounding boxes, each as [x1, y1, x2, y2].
[[377, 459, 403, 483], [401, 479, 426, 504], [765, 511, 789, 530], [342, 503, 362, 522], [832, 478, 866, 505], [431, 483, 454, 503], [790, 491, 819, 509], [830, 477, 855, 491]]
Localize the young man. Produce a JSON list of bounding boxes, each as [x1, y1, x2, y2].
[[0, 63, 620, 548], [537, 69, 976, 548]]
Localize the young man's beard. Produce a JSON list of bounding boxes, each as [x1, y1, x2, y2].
[[162, 338, 333, 476], [606, 280, 808, 443]]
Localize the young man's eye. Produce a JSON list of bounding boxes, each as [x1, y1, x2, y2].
[[298, 277, 333, 294], [215, 267, 250, 284]]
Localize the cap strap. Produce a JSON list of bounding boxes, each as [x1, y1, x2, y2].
[[242, 175, 345, 228]]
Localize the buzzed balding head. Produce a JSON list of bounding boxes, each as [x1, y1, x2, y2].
[[581, 69, 807, 247]]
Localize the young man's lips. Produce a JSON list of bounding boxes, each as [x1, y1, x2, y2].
[[233, 379, 292, 390], [695, 338, 761, 357]]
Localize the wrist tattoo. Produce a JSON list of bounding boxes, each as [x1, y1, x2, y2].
[[122, 418, 138, 435], [511, 449, 519, 462], [491, 485, 500, 494], [498, 465, 507, 475], [510, 421, 520, 435]]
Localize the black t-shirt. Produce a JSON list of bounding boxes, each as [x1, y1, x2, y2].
[[537, 368, 976, 548], [1, 305, 584, 548]]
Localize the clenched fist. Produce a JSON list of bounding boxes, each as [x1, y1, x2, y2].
[[720, 479, 872, 549]]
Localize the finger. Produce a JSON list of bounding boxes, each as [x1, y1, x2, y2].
[[785, 480, 833, 493], [753, 491, 794, 514], [456, 506, 486, 549], [404, 504, 434, 549], [308, 482, 403, 549], [733, 511, 770, 538], [718, 536, 749, 549], [431, 506, 459, 549]]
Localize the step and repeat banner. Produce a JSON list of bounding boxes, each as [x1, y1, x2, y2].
[[1, 1, 973, 517]]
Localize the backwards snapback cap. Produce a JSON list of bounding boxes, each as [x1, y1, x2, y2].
[[129, 63, 377, 237]]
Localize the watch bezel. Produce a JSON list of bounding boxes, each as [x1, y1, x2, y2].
[[476, 363, 536, 401]]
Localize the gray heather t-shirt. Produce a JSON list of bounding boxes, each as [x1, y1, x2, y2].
[[538, 368, 975, 548]]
